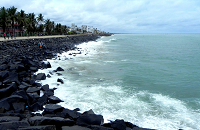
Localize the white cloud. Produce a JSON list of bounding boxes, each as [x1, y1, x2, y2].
[[1, 0, 200, 33]]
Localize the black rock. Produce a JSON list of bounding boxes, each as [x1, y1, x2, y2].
[[76, 114, 104, 126], [44, 104, 64, 114], [18, 125, 56, 130], [12, 102, 25, 112], [37, 94, 48, 105], [47, 74, 51, 78], [35, 73, 46, 80], [110, 120, 126, 130], [0, 95, 24, 110], [62, 125, 91, 130], [30, 67, 38, 72], [0, 116, 20, 123], [48, 96, 63, 104], [3, 71, 20, 85], [0, 70, 9, 80], [88, 125, 114, 130], [12, 90, 29, 103], [56, 108, 81, 119], [0, 120, 30, 130], [57, 78, 64, 84], [41, 84, 49, 91], [26, 87, 41, 93], [56, 67, 64, 71], [44, 89, 54, 97], [30, 102, 43, 112], [29, 116, 74, 127], [0, 82, 17, 99]]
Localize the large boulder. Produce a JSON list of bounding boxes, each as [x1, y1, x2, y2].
[[0, 95, 24, 110], [62, 125, 91, 130], [28, 116, 74, 128], [35, 73, 46, 80], [26, 87, 41, 93], [44, 104, 64, 114], [0, 82, 17, 99], [0, 120, 30, 130], [0, 116, 20, 123], [3, 72, 20, 85], [76, 114, 104, 126], [18, 125, 56, 130], [48, 96, 63, 104], [110, 120, 126, 130]]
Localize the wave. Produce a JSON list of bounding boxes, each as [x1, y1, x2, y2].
[[35, 35, 200, 130]]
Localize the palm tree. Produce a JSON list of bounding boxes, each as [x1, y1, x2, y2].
[[26, 13, 36, 34], [45, 19, 52, 35], [37, 13, 44, 25], [7, 6, 17, 34], [36, 13, 44, 33], [0, 7, 8, 32], [17, 10, 26, 36]]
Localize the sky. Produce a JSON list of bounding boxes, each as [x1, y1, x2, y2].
[[1, 0, 200, 33]]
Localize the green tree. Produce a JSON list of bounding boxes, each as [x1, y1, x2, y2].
[[7, 6, 17, 33], [37, 13, 44, 25], [0, 7, 8, 32], [26, 13, 36, 33], [45, 19, 52, 35], [17, 10, 26, 29]]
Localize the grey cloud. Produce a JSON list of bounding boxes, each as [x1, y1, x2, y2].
[[1, 0, 200, 33]]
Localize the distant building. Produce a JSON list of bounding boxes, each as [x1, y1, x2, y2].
[[87, 26, 94, 33], [81, 25, 87, 33], [0, 22, 23, 36]]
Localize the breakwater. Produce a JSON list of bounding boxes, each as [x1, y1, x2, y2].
[[0, 35, 153, 130]]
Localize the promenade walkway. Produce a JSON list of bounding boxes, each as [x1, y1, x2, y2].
[[0, 34, 85, 41]]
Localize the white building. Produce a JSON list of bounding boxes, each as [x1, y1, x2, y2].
[[81, 25, 87, 33], [87, 26, 94, 33]]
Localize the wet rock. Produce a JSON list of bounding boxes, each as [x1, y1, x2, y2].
[[44, 104, 64, 114], [57, 78, 64, 84], [76, 113, 104, 126], [41, 84, 49, 91], [110, 119, 126, 130], [26, 87, 41, 93], [56, 108, 81, 119], [35, 73, 46, 80], [48, 96, 63, 104], [56, 67, 64, 71]]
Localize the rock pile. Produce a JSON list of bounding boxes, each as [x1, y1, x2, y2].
[[0, 35, 153, 130]]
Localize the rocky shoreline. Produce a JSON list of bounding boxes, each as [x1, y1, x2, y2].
[[0, 35, 154, 130]]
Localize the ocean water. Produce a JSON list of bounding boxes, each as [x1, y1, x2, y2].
[[37, 34, 200, 130]]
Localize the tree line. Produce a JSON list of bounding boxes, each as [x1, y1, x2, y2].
[[0, 6, 71, 36]]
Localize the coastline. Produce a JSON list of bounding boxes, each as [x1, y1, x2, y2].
[[0, 35, 153, 130]]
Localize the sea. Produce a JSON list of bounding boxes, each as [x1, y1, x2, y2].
[[36, 34, 200, 130]]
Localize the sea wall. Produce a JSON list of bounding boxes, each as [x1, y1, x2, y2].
[[0, 35, 153, 130]]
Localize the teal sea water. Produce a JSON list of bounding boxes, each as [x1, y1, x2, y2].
[[38, 34, 200, 130]]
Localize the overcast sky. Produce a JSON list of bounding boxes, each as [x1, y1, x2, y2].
[[1, 0, 200, 33]]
